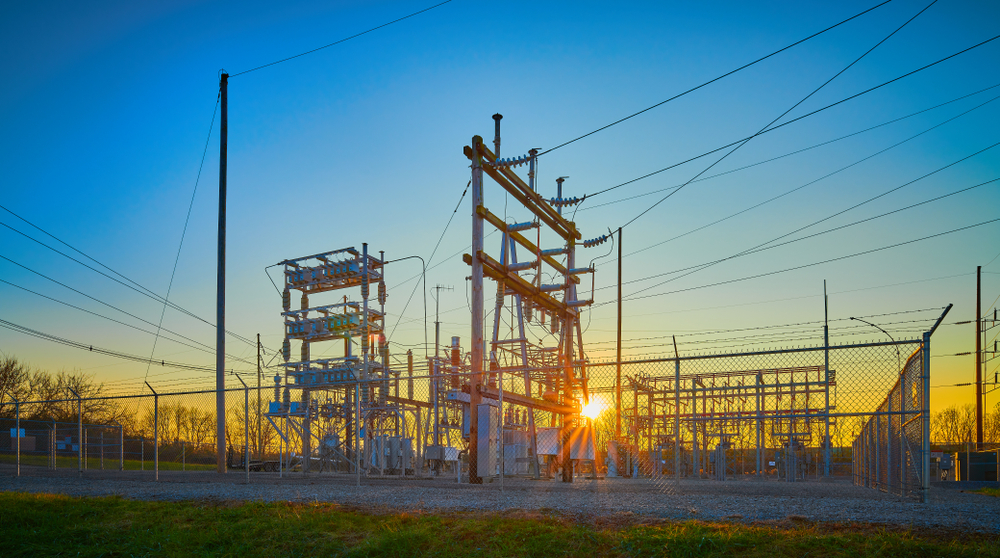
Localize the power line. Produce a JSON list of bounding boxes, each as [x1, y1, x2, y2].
[[607, 217, 1000, 306], [0, 253, 256, 367], [622, 174, 999, 300], [614, 139, 1000, 298], [580, 83, 1000, 214], [231, 0, 456, 77], [537, 0, 893, 156], [0, 318, 251, 374], [0, 205, 268, 354], [616, 0, 939, 232], [619, 92, 1000, 262], [0, 278, 233, 361], [583, 33, 1000, 203]]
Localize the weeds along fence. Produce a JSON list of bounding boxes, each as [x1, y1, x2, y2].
[[0, 334, 942, 501]]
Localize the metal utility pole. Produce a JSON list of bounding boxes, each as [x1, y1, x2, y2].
[[616, 227, 622, 439], [977, 265, 983, 451], [216, 72, 228, 474], [257, 333, 262, 461], [433, 285, 453, 358], [823, 280, 831, 477]]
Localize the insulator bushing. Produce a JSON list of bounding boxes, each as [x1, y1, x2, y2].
[[282, 289, 290, 312], [300, 292, 308, 310], [300, 342, 310, 363], [361, 278, 369, 298], [378, 280, 387, 306], [281, 339, 291, 362]]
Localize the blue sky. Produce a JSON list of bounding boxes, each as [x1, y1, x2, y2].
[[1, 0, 998, 409]]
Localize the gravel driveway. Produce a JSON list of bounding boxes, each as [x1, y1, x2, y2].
[[4, 465, 999, 532]]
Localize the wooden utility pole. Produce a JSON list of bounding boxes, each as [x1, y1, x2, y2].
[[469, 135, 484, 484], [616, 227, 622, 439], [216, 72, 228, 473]]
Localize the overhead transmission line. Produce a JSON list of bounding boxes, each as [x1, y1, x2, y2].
[[0, 206, 267, 354], [619, 140, 1000, 300], [537, 0, 894, 156], [580, 83, 1000, 214], [602, 217, 1000, 306], [582, 34, 1000, 205], [0, 254, 258, 367], [0, 318, 252, 375], [617, 91, 1000, 261], [615, 0, 938, 232], [0, 278, 236, 361], [230, 0, 455, 77]]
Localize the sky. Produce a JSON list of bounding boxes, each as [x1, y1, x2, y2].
[[0, 0, 998, 413]]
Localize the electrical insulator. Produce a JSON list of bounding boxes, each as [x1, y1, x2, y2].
[[273, 374, 281, 406], [361, 275, 369, 298], [551, 316, 560, 334], [281, 339, 291, 362], [300, 342, 310, 363], [282, 289, 290, 311], [582, 234, 609, 248], [282, 386, 291, 411], [524, 300, 533, 322], [548, 196, 584, 208], [378, 280, 387, 306], [300, 292, 309, 310]]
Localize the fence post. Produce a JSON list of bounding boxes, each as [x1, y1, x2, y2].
[[68, 387, 82, 476], [119, 425, 124, 471], [146, 382, 158, 481], [141, 436, 144, 471], [101, 430, 104, 470], [234, 373, 250, 484], [900, 366, 907, 495], [15, 398, 20, 477], [921, 330, 931, 503]]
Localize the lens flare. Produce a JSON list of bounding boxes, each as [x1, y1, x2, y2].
[[581, 399, 604, 420]]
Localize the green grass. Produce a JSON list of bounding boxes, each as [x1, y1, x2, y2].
[[970, 487, 1000, 497], [1, 492, 997, 557], [0, 453, 216, 471]]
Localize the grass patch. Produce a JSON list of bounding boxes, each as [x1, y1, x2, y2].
[[970, 487, 1000, 497], [0, 453, 216, 471], [0, 492, 997, 557]]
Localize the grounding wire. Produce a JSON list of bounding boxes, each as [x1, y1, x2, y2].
[[537, 0, 893, 157], [581, 82, 1000, 214], [386, 180, 470, 340], [615, 0, 939, 232], [230, 0, 455, 76], [144, 93, 220, 382]]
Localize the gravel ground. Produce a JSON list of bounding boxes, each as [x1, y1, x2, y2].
[[4, 465, 1000, 532]]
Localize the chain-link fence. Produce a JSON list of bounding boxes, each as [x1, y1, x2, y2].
[[1, 333, 941, 502]]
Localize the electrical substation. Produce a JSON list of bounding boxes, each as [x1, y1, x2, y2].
[[245, 116, 950, 501]]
